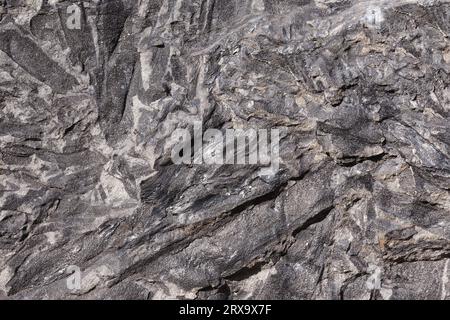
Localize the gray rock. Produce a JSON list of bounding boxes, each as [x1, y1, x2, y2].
[[0, 0, 449, 300]]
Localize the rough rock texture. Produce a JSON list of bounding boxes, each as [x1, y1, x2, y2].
[[1, 0, 450, 300]]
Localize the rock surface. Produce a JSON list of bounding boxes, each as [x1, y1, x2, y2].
[[0, 0, 450, 300]]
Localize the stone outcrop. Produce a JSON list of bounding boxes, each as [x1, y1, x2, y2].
[[0, 0, 450, 299]]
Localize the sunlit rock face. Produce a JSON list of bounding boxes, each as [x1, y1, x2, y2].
[[0, 0, 450, 300]]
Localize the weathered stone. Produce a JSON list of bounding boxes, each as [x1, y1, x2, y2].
[[0, 0, 450, 300]]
